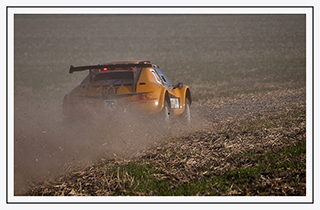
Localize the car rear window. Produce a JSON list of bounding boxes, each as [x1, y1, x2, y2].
[[93, 71, 134, 81]]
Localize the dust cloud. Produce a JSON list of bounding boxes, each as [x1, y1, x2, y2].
[[14, 85, 205, 195]]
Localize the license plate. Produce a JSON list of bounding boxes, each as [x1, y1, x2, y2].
[[104, 100, 117, 110]]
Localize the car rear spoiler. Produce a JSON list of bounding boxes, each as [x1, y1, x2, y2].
[[69, 63, 153, 73]]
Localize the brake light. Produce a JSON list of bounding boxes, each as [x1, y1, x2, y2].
[[103, 68, 108, 71], [139, 94, 145, 100], [130, 94, 157, 102]]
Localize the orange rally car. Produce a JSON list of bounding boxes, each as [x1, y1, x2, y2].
[[63, 60, 192, 125]]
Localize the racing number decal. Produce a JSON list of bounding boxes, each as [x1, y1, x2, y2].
[[104, 100, 117, 110], [102, 86, 120, 96]]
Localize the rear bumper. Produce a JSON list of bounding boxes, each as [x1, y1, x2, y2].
[[63, 95, 162, 120]]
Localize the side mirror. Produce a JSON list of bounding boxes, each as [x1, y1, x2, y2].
[[173, 82, 183, 89]]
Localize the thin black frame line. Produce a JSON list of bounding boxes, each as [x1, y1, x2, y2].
[[6, 4, 9, 205], [6, 6, 314, 9], [312, 5, 315, 204], [7, 201, 315, 205], [6, 6, 314, 204]]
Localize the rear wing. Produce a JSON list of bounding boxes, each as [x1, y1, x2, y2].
[[69, 63, 153, 73]]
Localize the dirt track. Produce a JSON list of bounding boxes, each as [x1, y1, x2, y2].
[[133, 88, 306, 159], [16, 87, 306, 195], [24, 87, 306, 196]]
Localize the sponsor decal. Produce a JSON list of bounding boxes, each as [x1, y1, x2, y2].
[[170, 98, 181, 109], [102, 86, 120, 95], [149, 69, 162, 84]]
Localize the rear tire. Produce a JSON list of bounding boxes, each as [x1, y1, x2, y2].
[[182, 98, 191, 126], [162, 100, 170, 126]]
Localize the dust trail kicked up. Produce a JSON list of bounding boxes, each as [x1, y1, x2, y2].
[[14, 89, 204, 195]]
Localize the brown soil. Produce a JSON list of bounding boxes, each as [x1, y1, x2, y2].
[[23, 87, 306, 196]]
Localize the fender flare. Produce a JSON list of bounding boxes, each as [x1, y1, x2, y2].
[[185, 87, 192, 105], [179, 85, 192, 107], [170, 85, 192, 115], [158, 89, 171, 114]]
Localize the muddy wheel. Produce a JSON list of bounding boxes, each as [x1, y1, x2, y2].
[[162, 100, 170, 125], [182, 98, 191, 126]]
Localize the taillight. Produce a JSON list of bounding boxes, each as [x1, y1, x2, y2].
[[103, 68, 108, 71], [145, 93, 152, 99], [139, 94, 145, 100], [132, 93, 157, 102]]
